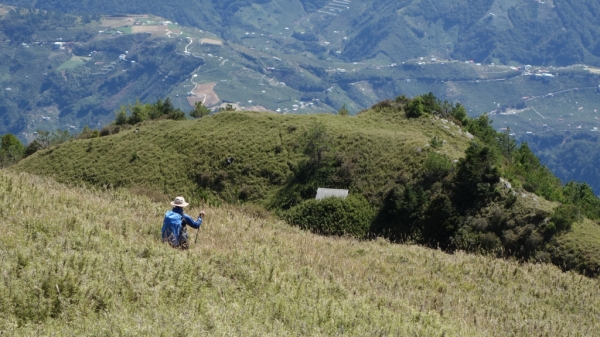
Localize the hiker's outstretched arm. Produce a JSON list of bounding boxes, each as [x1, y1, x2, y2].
[[183, 214, 202, 229]]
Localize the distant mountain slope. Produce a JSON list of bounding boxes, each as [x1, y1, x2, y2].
[[340, 0, 600, 67], [2, 0, 328, 37], [6, 0, 221, 28], [452, 0, 600, 66], [0, 17, 204, 135], [8, 0, 600, 66]]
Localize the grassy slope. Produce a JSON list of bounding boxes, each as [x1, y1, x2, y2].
[[14, 111, 471, 203], [552, 219, 600, 274], [14, 110, 600, 273], [1, 170, 600, 336]]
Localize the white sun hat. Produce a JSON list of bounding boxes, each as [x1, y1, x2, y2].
[[170, 196, 189, 208]]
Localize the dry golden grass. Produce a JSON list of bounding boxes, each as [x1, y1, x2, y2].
[[1, 170, 599, 336]]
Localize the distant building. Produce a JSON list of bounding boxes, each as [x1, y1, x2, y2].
[[52, 42, 65, 50], [315, 188, 348, 200]]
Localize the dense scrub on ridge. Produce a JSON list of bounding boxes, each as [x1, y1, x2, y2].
[[13, 93, 600, 275]]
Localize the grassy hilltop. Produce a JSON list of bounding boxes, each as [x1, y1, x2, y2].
[[14, 104, 470, 202], [12, 95, 600, 276], [5, 95, 600, 334], [2, 170, 600, 336]]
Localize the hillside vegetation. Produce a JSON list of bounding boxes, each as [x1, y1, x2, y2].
[[13, 94, 600, 275], [2, 170, 600, 336], [3, 3, 600, 200]]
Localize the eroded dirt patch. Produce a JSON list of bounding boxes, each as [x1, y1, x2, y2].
[[586, 67, 600, 74], [200, 38, 223, 46], [102, 15, 148, 28], [102, 17, 134, 28], [130, 25, 181, 36], [187, 82, 220, 107]]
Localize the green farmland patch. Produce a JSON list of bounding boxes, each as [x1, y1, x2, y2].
[[56, 56, 90, 71], [115, 26, 132, 34]]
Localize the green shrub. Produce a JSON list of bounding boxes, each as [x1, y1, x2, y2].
[[449, 103, 468, 125], [423, 152, 452, 181], [405, 97, 425, 118], [167, 109, 186, 121], [430, 135, 443, 149], [286, 194, 374, 238], [115, 98, 187, 126], [99, 124, 121, 137], [549, 204, 582, 233], [24, 140, 43, 157]]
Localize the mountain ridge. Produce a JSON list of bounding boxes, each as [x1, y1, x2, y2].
[[12, 94, 600, 275], [2, 1, 600, 195]]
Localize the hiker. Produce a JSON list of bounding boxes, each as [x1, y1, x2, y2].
[[162, 196, 205, 249]]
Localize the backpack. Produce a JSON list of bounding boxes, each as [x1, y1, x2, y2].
[[161, 211, 187, 246]]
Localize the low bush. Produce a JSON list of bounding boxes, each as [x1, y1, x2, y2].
[[286, 194, 374, 238], [99, 124, 121, 137], [549, 204, 582, 233]]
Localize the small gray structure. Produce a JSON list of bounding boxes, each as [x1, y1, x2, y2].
[[315, 188, 348, 200]]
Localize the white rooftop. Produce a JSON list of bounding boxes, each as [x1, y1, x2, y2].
[[315, 188, 349, 200]]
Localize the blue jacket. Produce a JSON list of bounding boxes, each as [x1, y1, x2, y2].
[[171, 207, 203, 229], [161, 207, 202, 246]]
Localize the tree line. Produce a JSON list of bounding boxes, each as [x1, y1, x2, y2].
[[0, 97, 211, 165]]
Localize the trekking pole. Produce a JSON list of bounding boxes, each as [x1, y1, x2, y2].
[[195, 211, 205, 244]]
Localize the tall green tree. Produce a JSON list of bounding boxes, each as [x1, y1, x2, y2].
[[337, 104, 349, 116], [115, 106, 128, 126], [128, 100, 150, 124], [190, 101, 211, 118], [0, 133, 25, 167], [454, 142, 500, 210]]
